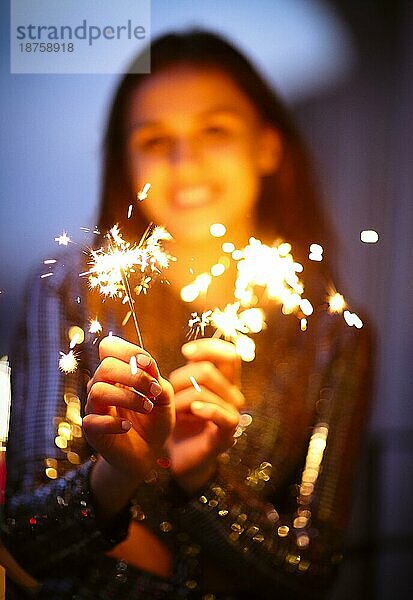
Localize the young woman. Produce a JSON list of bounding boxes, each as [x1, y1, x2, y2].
[[4, 30, 371, 599]]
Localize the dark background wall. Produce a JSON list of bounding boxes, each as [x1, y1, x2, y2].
[[296, 2, 412, 596]]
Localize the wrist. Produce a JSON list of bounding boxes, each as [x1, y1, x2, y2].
[[90, 456, 143, 524], [173, 458, 217, 496]]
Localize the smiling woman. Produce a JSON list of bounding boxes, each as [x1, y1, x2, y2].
[[3, 30, 372, 600], [125, 65, 280, 246]]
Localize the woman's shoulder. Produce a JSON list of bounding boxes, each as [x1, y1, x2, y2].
[[25, 247, 88, 295]]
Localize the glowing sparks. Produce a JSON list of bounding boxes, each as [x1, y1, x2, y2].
[[183, 227, 369, 360], [88, 318, 102, 334], [82, 223, 173, 345], [210, 223, 227, 238], [187, 311, 212, 339], [137, 182, 151, 201], [360, 229, 379, 243], [183, 236, 317, 360], [343, 310, 363, 329], [54, 230, 72, 246], [187, 303, 265, 362], [180, 273, 212, 303], [222, 242, 235, 253], [209, 303, 248, 340], [233, 237, 308, 316], [84, 224, 172, 298], [298, 425, 328, 505], [59, 351, 79, 373], [210, 263, 225, 277], [328, 292, 346, 313], [309, 243, 323, 262], [327, 289, 362, 327], [234, 334, 256, 362], [239, 308, 265, 333], [68, 326, 85, 349]]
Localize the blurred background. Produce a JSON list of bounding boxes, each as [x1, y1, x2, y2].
[[0, 0, 412, 596]]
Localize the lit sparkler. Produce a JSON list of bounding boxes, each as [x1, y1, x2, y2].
[[54, 230, 72, 246], [82, 222, 173, 346], [328, 291, 346, 314], [187, 310, 212, 339], [183, 235, 311, 360], [187, 303, 265, 362], [59, 351, 79, 374], [137, 182, 151, 202], [184, 230, 364, 362], [89, 318, 103, 335]]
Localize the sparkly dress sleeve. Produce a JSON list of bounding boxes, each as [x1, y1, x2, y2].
[[139, 313, 372, 599], [3, 254, 130, 578]]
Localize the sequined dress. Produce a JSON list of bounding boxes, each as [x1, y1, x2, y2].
[[3, 249, 371, 599]]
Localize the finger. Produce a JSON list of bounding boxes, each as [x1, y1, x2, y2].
[[174, 386, 239, 417], [190, 401, 239, 446], [170, 361, 244, 409], [182, 338, 240, 385], [82, 413, 133, 435], [86, 381, 154, 415], [99, 336, 160, 379], [90, 356, 163, 400]]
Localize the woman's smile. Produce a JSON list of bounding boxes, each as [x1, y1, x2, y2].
[[172, 184, 214, 208]]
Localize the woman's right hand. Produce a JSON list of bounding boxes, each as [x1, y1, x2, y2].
[[82, 335, 175, 483], [167, 338, 244, 494]]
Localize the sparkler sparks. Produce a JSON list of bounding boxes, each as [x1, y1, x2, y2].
[[59, 351, 79, 374], [82, 223, 173, 346], [308, 243, 323, 262], [183, 236, 310, 360], [54, 230, 72, 246], [187, 311, 212, 339], [183, 232, 363, 362], [137, 182, 151, 201], [328, 291, 346, 313], [68, 326, 85, 349], [187, 303, 265, 362], [360, 229, 379, 243], [88, 318, 102, 334]]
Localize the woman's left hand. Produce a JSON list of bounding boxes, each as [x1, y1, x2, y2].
[[167, 338, 245, 494]]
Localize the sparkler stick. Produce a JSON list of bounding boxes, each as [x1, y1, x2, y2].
[[83, 221, 173, 349], [119, 259, 143, 347]]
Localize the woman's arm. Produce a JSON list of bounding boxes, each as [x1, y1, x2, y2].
[[4, 255, 174, 577], [167, 316, 372, 597]]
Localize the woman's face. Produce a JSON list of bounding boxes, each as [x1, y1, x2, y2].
[[125, 64, 280, 243]]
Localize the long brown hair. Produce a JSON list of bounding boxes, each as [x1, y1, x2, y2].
[[98, 29, 334, 276]]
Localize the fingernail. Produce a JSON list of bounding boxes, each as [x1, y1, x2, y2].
[[121, 420, 132, 431], [191, 400, 204, 411], [143, 398, 154, 413], [137, 353, 151, 367], [150, 381, 162, 397], [182, 343, 196, 356], [130, 355, 138, 375]]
